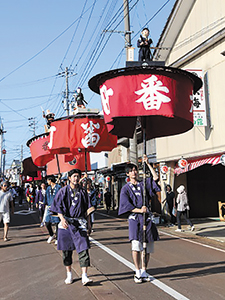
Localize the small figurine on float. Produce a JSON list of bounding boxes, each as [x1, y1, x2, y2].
[[137, 28, 153, 61], [42, 108, 55, 132], [74, 87, 88, 109]]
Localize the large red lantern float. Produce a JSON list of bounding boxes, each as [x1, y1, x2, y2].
[[89, 65, 202, 267], [27, 114, 117, 175], [89, 66, 202, 139]]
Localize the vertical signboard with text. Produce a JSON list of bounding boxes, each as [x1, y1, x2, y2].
[[186, 69, 207, 127]]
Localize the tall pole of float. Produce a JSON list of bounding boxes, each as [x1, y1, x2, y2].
[[20, 145, 23, 186], [124, 0, 147, 267], [0, 119, 6, 178], [0, 122, 2, 176], [123, 0, 138, 166], [142, 118, 147, 267]]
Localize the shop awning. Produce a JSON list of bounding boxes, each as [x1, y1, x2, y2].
[[174, 155, 222, 175]]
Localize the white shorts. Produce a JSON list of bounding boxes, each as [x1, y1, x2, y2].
[[131, 240, 154, 253], [0, 212, 10, 224]]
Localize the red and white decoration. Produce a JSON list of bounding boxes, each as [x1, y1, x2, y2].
[[106, 176, 111, 182], [175, 155, 222, 175], [178, 158, 188, 169], [160, 165, 169, 174]]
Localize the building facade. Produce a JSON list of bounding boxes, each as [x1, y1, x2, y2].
[[154, 0, 225, 217]]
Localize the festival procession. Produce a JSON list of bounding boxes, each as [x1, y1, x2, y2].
[[0, 1, 225, 299]]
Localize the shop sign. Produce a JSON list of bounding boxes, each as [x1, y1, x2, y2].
[[186, 69, 207, 127]]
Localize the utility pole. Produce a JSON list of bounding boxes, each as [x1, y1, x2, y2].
[[65, 67, 69, 116], [123, 0, 131, 48], [123, 0, 134, 61], [123, 0, 138, 166], [28, 117, 36, 137], [58, 67, 77, 116]]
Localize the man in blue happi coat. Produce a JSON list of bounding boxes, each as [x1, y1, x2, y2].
[[50, 169, 95, 286], [118, 155, 160, 283], [44, 176, 61, 244]]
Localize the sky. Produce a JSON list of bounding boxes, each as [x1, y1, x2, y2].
[[0, 0, 176, 169]]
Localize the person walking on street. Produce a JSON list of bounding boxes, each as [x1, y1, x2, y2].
[[175, 185, 195, 232], [0, 181, 14, 241], [35, 183, 46, 227], [86, 178, 98, 231], [118, 155, 160, 283], [50, 169, 95, 286], [165, 184, 176, 226], [26, 184, 35, 211], [104, 188, 112, 214], [44, 176, 61, 244]]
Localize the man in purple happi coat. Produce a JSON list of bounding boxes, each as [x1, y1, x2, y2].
[[50, 169, 95, 286], [118, 155, 160, 283], [35, 182, 46, 227]]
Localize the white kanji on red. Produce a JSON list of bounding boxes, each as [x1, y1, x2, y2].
[[135, 75, 171, 110], [48, 126, 57, 149], [81, 121, 100, 148], [100, 84, 113, 115]]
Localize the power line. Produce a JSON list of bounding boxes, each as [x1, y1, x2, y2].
[[79, 0, 140, 87], [45, 3, 96, 110], [87, 0, 172, 106], [0, 93, 60, 101], [0, 101, 27, 120], [0, 75, 57, 89], [69, 0, 95, 69], [73, 0, 122, 87], [60, 0, 89, 70], [131, 0, 172, 42], [0, 4, 94, 84]]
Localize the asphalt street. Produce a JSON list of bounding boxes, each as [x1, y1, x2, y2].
[[0, 203, 225, 300]]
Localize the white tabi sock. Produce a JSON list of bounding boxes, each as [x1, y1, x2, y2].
[[65, 271, 72, 284], [141, 269, 147, 277], [66, 271, 72, 280], [135, 269, 141, 278], [82, 272, 88, 280]]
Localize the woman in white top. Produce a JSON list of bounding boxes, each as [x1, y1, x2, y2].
[[176, 185, 195, 232]]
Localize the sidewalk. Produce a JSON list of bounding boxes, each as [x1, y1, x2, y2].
[[160, 217, 225, 244], [102, 209, 225, 245]]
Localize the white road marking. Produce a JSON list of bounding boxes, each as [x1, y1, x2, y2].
[[90, 237, 189, 300], [160, 230, 225, 253], [96, 211, 225, 253], [14, 210, 36, 215]]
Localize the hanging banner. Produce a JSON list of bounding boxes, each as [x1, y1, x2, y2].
[[69, 117, 117, 153], [186, 69, 207, 127], [89, 67, 202, 140], [27, 116, 117, 168], [47, 119, 71, 154], [46, 153, 91, 175], [48, 117, 117, 153], [28, 134, 54, 167]]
